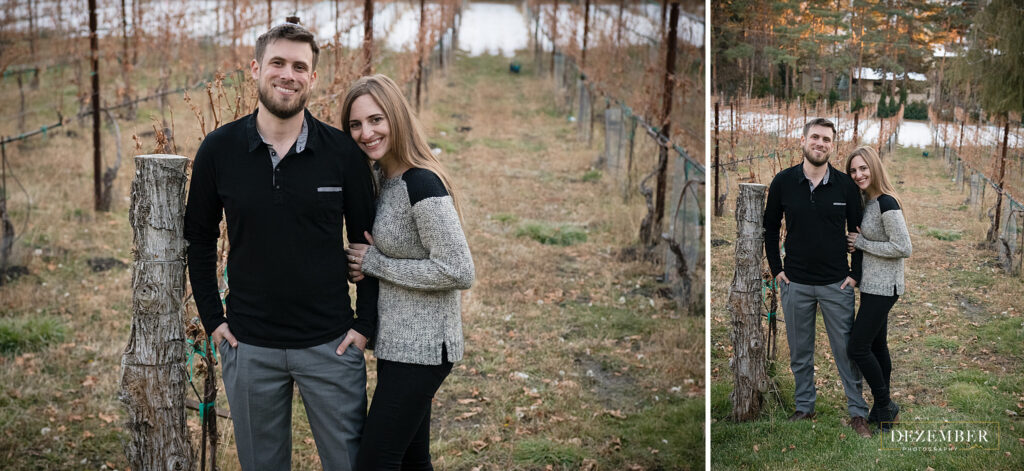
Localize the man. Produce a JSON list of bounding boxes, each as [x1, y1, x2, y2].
[[184, 22, 378, 470], [763, 118, 870, 437]]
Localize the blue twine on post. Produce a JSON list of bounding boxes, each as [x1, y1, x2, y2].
[[198, 401, 215, 422], [762, 278, 778, 320]]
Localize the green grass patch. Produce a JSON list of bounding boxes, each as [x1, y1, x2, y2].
[[951, 270, 995, 288], [926, 228, 962, 241], [975, 316, 1024, 355], [582, 169, 602, 182], [565, 303, 658, 339], [944, 382, 1007, 417], [0, 316, 65, 354], [923, 335, 960, 350], [513, 438, 586, 467], [516, 221, 588, 246], [613, 397, 704, 467], [473, 136, 546, 153], [429, 135, 463, 154], [490, 212, 518, 224], [542, 104, 565, 118]]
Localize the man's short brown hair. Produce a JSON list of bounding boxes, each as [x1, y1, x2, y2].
[[803, 118, 836, 139], [254, 23, 320, 71]]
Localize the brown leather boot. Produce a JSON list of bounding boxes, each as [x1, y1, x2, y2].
[[850, 416, 872, 438]]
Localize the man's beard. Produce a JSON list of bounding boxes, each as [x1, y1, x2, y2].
[[802, 145, 831, 167], [258, 81, 310, 119]]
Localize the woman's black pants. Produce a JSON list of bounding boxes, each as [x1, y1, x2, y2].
[[356, 351, 453, 471], [847, 292, 899, 408]]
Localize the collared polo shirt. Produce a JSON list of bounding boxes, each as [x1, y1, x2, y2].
[[764, 162, 863, 285], [184, 109, 378, 348]]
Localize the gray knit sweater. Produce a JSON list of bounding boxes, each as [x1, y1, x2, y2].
[[853, 194, 912, 296], [361, 168, 474, 365]]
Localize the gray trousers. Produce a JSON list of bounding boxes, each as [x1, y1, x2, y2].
[[781, 280, 869, 418], [219, 335, 367, 470]]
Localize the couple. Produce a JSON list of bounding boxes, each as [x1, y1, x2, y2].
[[183, 23, 473, 470], [764, 118, 913, 438]]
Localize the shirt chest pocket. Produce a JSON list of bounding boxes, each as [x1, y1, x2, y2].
[[316, 185, 344, 223], [823, 200, 848, 227]]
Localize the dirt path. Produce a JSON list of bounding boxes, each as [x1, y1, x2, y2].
[[410, 54, 704, 470]]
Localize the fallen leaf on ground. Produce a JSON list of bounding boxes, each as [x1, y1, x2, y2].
[[455, 407, 482, 421]]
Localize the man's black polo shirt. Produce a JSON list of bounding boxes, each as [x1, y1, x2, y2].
[[764, 162, 863, 285], [184, 109, 378, 349]]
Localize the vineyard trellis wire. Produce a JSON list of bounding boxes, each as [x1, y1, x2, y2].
[[708, 93, 1024, 278], [710, 94, 906, 214], [526, 0, 704, 315], [931, 124, 1024, 275]]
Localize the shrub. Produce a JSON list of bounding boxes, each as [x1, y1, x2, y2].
[[804, 89, 820, 107], [877, 92, 890, 118], [850, 96, 865, 113], [904, 101, 928, 120], [827, 88, 840, 109]]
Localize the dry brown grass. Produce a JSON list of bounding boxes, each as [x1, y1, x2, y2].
[[710, 145, 1024, 470], [1, 49, 703, 470]]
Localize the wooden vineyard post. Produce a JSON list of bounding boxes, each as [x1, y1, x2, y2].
[[578, 81, 592, 143], [728, 183, 769, 421], [956, 161, 965, 191], [603, 107, 623, 174], [120, 155, 194, 470], [968, 172, 981, 208]]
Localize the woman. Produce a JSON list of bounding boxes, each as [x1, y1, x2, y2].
[[845, 145, 912, 433], [342, 74, 474, 470]]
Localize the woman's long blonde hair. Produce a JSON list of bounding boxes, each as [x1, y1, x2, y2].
[[845, 145, 903, 210], [341, 74, 462, 217]]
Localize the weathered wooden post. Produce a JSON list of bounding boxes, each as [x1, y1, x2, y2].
[[120, 154, 194, 470], [968, 171, 981, 207], [603, 106, 623, 174], [578, 79, 592, 143], [956, 161, 964, 190], [553, 52, 565, 94], [728, 183, 769, 421]]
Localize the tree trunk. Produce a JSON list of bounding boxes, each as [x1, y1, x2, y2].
[[989, 119, 1010, 243], [1, 143, 13, 273], [649, 2, 680, 250], [121, 0, 135, 120], [415, 0, 425, 113], [551, 0, 559, 77], [90, 0, 103, 212], [714, 101, 721, 217], [728, 183, 769, 421], [120, 155, 194, 471], [363, 0, 374, 75]]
